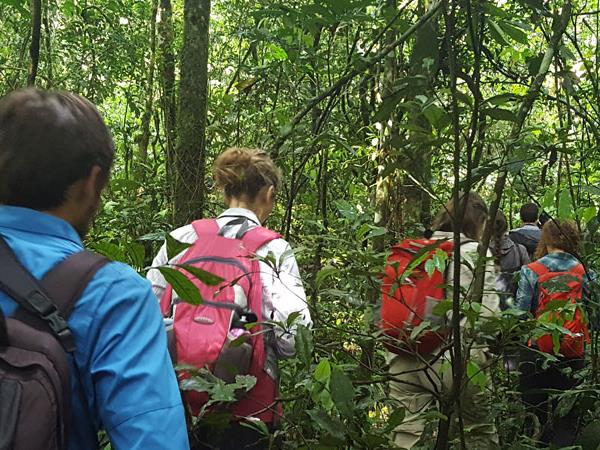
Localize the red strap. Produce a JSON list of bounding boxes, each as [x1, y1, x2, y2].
[[570, 263, 586, 278], [528, 261, 549, 276], [190, 217, 279, 252], [191, 219, 219, 237], [241, 227, 281, 253]]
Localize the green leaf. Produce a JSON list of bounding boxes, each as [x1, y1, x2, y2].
[[330, 368, 354, 417], [519, 0, 545, 11], [581, 205, 597, 224], [93, 241, 125, 262], [432, 300, 453, 317], [559, 44, 576, 61], [0, 0, 30, 16], [485, 93, 519, 106], [488, 19, 509, 47], [295, 324, 314, 367], [540, 188, 555, 210], [384, 408, 406, 433], [498, 21, 528, 45], [157, 266, 203, 305], [576, 420, 600, 449], [423, 103, 448, 129], [558, 189, 573, 219], [314, 358, 332, 383], [316, 265, 338, 288], [286, 310, 302, 328], [176, 264, 224, 286], [306, 409, 346, 440], [424, 259, 436, 277], [125, 241, 145, 269], [165, 233, 193, 260], [466, 360, 487, 389], [239, 419, 269, 436], [527, 54, 544, 77], [265, 43, 288, 61], [373, 93, 402, 122], [138, 231, 167, 242], [410, 320, 431, 340], [482, 107, 517, 122]]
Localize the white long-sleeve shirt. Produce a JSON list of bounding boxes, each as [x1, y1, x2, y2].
[[146, 208, 311, 358]]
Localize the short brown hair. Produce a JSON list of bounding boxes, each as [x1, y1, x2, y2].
[[432, 192, 488, 240], [213, 147, 281, 200], [0, 89, 114, 210], [535, 219, 580, 259], [520, 203, 539, 223]]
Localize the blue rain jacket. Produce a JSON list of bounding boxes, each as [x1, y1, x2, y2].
[[0, 206, 189, 450]]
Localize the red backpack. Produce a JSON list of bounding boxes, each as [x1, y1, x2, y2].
[[380, 238, 457, 354], [160, 219, 280, 423], [529, 261, 589, 358]]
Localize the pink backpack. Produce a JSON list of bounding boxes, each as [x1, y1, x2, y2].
[[160, 219, 280, 423]]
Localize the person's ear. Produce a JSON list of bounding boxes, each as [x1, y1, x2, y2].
[[83, 165, 105, 200], [267, 185, 275, 204]]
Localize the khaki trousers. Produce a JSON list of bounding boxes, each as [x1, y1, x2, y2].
[[388, 350, 499, 450]]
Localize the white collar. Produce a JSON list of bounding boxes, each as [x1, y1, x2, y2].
[[218, 207, 261, 226]]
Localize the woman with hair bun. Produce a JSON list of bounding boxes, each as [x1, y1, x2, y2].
[[148, 147, 311, 449]]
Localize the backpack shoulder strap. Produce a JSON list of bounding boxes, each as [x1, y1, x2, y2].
[[241, 226, 281, 253], [191, 219, 220, 238], [570, 263, 586, 278], [0, 236, 108, 352], [41, 250, 109, 318], [528, 261, 549, 277]]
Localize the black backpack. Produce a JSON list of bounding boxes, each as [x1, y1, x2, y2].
[[0, 237, 107, 450]]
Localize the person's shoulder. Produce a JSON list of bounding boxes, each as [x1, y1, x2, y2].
[[85, 260, 153, 302], [169, 223, 197, 243], [261, 235, 292, 255]]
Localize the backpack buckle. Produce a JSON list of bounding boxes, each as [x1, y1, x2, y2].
[[27, 290, 76, 352]]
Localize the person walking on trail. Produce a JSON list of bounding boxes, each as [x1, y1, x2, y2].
[[382, 192, 500, 450], [148, 147, 311, 450], [509, 203, 542, 259], [0, 90, 188, 449], [491, 211, 530, 311], [516, 219, 594, 447]]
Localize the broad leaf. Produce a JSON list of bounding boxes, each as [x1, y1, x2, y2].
[[482, 107, 517, 122], [306, 409, 346, 440], [295, 324, 314, 367], [176, 264, 224, 286], [384, 408, 406, 433], [314, 358, 332, 383], [157, 266, 203, 305], [165, 233, 193, 260], [558, 189, 573, 219], [330, 368, 354, 417]]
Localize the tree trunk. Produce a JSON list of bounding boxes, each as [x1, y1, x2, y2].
[[27, 0, 42, 86], [401, 0, 440, 232], [42, 0, 52, 87], [158, 0, 177, 217], [173, 0, 211, 225], [137, 0, 159, 180]]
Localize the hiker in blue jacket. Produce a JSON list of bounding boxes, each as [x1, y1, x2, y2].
[[516, 219, 596, 447], [0, 89, 189, 449]]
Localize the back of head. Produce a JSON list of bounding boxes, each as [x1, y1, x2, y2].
[[213, 147, 281, 201], [431, 192, 488, 241], [535, 219, 580, 259], [520, 203, 539, 224], [0, 89, 114, 210], [490, 211, 509, 261], [493, 211, 508, 240]]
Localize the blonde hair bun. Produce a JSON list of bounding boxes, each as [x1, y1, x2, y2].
[[214, 147, 281, 200]]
